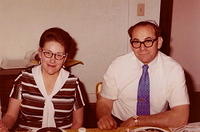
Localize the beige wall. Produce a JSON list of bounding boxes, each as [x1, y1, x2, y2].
[[0, 0, 160, 102], [171, 0, 200, 92]]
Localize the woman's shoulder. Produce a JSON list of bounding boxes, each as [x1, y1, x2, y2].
[[14, 66, 34, 81], [23, 66, 34, 73], [67, 74, 79, 83]]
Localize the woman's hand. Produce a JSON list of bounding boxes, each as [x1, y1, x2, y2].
[[0, 120, 9, 132]]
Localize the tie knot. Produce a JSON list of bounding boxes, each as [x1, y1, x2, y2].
[[142, 65, 149, 70]]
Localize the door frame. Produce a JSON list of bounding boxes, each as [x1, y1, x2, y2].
[[159, 0, 173, 55]]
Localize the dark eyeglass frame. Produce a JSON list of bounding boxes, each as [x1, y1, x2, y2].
[[41, 49, 67, 60], [130, 38, 158, 49]]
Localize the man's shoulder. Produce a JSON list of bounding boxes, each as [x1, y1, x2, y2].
[[158, 52, 183, 70], [112, 52, 135, 64]]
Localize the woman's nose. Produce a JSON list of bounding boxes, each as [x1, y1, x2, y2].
[[49, 56, 56, 62]]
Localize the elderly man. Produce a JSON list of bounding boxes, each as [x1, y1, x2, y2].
[[96, 21, 189, 129]]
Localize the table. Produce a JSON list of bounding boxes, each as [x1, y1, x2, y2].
[[65, 127, 171, 132], [65, 127, 129, 132], [14, 126, 171, 132]]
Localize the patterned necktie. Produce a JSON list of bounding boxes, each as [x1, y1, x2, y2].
[[137, 65, 150, 115]]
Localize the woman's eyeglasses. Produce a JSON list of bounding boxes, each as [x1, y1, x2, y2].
[[41, 49, 66, 60], [130, 38, 158, 48]]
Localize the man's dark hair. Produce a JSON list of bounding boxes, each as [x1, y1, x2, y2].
[[128, 20, 161, 38]]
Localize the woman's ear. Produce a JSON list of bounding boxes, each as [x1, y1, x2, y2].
[[62, 55, 67, 65], [38, 48, 42, 59], [64, 57, 67, 63], [157, 36, 163, 49]]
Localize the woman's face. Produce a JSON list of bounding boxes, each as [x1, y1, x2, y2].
[[39, 41, 66, 76]]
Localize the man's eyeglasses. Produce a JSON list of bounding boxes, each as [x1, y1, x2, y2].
[[130, 38, 158, 48], [41, 49, 66, 60]]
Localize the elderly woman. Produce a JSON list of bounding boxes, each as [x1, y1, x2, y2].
[[1, 27, 85, 131]]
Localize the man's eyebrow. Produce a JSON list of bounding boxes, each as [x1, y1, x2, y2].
[[131, 37, 155, 41], [145, 37, 155, 39], [131, 38, 139, 41]]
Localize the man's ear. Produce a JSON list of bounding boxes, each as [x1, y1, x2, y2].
[[157, 36, 163, 49]]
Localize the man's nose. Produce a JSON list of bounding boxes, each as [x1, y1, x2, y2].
[[140, 42, 146, 50]]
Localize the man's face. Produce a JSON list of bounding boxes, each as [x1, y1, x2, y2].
[[130, 25, 162, 64]]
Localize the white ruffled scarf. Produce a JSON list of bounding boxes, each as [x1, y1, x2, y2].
[[32, 65, 69, 128]]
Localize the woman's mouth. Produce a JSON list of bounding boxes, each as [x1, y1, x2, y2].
[[47, 64, 56, 67]]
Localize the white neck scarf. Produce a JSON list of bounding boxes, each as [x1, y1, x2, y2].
[[32, 65, 69, 128]]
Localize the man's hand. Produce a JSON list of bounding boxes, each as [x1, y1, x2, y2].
[[121, 104, 189, 128], [97, 115, 117, 130], [96, 95, 116, 129], [120, 117, 136, 127]]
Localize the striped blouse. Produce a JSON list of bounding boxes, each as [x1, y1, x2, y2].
[[10, 67, 85, 130]]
